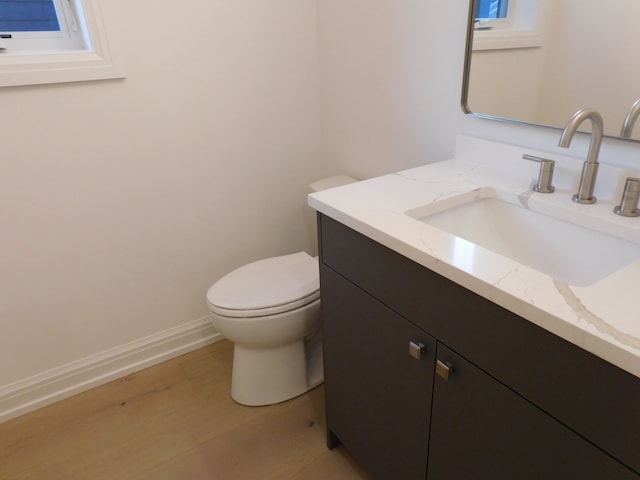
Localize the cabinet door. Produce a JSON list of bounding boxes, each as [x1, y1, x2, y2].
[[321, 266, 435, 480], [428, 344, 639, 480], [320, 214, 640, 474]]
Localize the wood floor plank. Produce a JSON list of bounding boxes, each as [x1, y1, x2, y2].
[[0, 340, 372, 480]]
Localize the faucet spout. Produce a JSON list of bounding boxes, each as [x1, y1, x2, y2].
[[620, 98, 640, 138], [558, 108, 604, 204]]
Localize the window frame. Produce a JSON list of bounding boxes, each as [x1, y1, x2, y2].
[[0, 0, 125, 87], [475, 0, 510, 23], [473, 0, 542, 51], [0, 0, 88, 53]]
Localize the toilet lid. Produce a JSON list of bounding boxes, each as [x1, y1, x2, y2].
[[206, 252, 320, 317]]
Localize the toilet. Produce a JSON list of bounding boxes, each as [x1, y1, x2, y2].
[[206, 175, 356, 406]]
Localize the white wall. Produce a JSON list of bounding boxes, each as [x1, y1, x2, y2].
[[0, 0, 325, 415], [4, 0, 640, 421], [317, 0, 640, 177], [317, 0, 468, 178]]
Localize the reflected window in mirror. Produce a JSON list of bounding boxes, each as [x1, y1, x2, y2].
[[472, 0, 541, 50], [476, 0, 509, 18], [475, 0, 510, 29]]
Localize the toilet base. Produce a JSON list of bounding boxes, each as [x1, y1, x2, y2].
[[305, 325, 324, 390], [230, 336, 323, 406]]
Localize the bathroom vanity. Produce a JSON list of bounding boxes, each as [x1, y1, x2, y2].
[[310, 136, 640, 479]]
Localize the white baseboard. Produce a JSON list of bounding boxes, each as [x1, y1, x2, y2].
[[0, 316, 222, 424]]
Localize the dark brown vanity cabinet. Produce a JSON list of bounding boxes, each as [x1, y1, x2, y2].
[[321, 266, 435, 480], [318, 213, 640, 480], [428, 344, 637, 479]]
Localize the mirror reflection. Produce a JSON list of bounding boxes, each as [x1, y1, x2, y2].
[[463, 0, 640, 141]]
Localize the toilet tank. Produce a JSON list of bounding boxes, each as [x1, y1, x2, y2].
[[306, 175, 357, 256], [309, 175, 357, 193]]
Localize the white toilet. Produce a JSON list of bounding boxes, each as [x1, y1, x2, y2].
[[206, 175, 356, 406]]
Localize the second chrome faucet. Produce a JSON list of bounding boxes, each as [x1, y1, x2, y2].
[[558, 108, 604, 204]]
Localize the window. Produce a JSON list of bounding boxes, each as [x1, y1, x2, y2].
[[476, 0, 509, 20], [475, 0, 514, 31], [0, 0, 61, 31], [472, 0, 541, 51], [0, 0, 124, 87], [0, 0, 88, 53]]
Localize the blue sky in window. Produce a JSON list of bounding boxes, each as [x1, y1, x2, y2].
[[0, 0, 60, 32], [476, 0, 509, 19]]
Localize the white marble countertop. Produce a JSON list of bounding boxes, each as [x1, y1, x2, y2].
[[309, 135, 640, 379]]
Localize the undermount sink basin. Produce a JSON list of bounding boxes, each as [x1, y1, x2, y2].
[[409, 192, 640, 286]]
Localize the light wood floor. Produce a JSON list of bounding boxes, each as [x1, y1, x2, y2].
[[0, 340, 372, 479]]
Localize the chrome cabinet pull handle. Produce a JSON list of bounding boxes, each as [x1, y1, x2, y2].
[[436, 360, 454, 381], [409, 341, 425, 360]]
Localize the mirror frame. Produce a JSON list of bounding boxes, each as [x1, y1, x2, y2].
[[460, 0, 640, 143]]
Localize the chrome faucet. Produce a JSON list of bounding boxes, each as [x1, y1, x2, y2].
[[558, 108, 604, 204], [620, 98, 640, 138]]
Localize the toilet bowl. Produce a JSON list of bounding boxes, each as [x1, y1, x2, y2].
[[207, 252, 321, 405], [206, 175, 356, 406]]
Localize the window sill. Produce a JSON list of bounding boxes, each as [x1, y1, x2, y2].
[[0, 51, 125, 87], [473, 30, 542, 51]]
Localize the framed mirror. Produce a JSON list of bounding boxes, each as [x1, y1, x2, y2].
[[462, 0, 640, 141]]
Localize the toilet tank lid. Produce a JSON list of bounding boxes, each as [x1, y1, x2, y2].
[[206, 252, 319, 311], [310, 175, 357, 192]]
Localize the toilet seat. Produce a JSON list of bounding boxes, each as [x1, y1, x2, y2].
[[206, 252, 319, 318]]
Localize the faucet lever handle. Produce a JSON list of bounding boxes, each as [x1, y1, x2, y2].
[[523, 154, 556, 193], [614, 177, 640, 217]]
